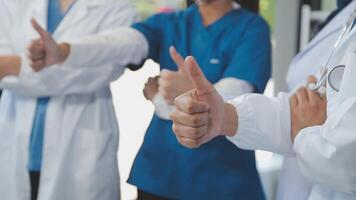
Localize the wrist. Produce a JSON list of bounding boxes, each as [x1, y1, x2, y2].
[[291, 126, 300, 144], [58, 43, 71, 63], [221, 103, 238, 137]]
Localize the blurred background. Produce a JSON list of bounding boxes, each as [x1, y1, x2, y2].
[[104, 0, 334, 199]]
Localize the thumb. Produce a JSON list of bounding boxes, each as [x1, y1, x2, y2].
[[185, 56, 214, 96], [169, 46, 186, 73], [31, 19, 51, 41]]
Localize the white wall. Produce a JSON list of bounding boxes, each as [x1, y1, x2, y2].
[[112, 60, 160, 200], [273, 0, 300, 93]]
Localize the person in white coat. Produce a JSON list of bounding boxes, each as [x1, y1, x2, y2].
[[0, 0, 145, 200], [169, 2, 356, 200], [276, 1, 355, 200]]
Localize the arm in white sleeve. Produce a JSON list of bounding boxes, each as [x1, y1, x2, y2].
[[0, 8, 148, 96], [226, 92, 295, 156], [63, 27, 148, 69], [152, 78, 254, 120], [0, 54, 126, 97], [294, 97, 356, 194], [0, 29, 148, 97]]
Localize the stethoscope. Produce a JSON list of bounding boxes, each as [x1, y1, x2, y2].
[[309, 9, 356, 94]]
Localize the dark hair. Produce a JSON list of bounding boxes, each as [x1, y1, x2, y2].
[[186, 0, 259, 13]]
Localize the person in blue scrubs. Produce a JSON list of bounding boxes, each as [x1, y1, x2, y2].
[[28, 0, 75, 199], [128, 0, 271, 199]]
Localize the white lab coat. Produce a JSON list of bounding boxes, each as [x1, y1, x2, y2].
[[228, 2, 356, 200], [279, 2, 356, 200], [0, 0, 146, 200]]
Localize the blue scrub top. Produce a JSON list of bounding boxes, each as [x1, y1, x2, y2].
[[129, 5, 271, 200], [27, 0, 69, 172]]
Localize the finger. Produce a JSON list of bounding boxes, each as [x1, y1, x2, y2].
[[169, 46, 186, 73], [290, 94, 298, 108], [174, 92, 209, 114], [185, 56, 214, 97], [30, 60, 45, 72], [176, 136, 203, 149], [28, 39, 43, 49], [31, 19, 50, 41], [28, 51, 45, 61], [307, 75, 318, 84], [170, 109, 209, 128], [306, 87, 326, 104], [28, 42, 45, 54], [172, 122, 208, 139], [296, 87, 309, 105]]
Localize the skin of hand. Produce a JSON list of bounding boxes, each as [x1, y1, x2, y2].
[[290, 76, 327, 143], [170, 56, 238, 149], [27, 19, 70, 72], [0, 56, 21, 79], [158, 47, 194, 105], [143, 76, 159, 101]]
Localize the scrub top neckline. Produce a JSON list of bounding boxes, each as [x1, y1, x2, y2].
[[193, 4, 238, 32]]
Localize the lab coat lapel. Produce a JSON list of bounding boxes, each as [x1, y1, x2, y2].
[[337, 33, 356, 104], [338, 50, 356, 104], [53, 0, 105, 38], [31, 0, 49, 31]]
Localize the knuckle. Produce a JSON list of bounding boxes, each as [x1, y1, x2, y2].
[[297, 87, 306, 93], [172, 124, 179, 134], [160, 70, 169, 77], [174, 96, 181, 106], [187, 140, 200, 148], [190, 128, 200, 136], [187, 104, 195, 113], [191, 116, 202, 125]]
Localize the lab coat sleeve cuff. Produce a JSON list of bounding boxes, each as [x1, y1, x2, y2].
[[19, 53, 34, 77], [227, 95, 253, 146], [293, 126, 321, 156], [61, 42, 86, 69], [226, 95, 258, 150]]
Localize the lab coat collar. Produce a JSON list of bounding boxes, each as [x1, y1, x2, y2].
[[31, 0, 107, 39], [54, 0, 107, 38]]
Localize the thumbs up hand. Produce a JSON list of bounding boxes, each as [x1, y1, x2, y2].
[[27, 19, 70, 71], [158, 46, 194, 105], [170, 56, 238, 148]]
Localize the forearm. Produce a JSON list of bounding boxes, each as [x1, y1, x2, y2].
[[0, 56, 21, 79], [0, 63, 124, 97], [61, 27, 148, 69]]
